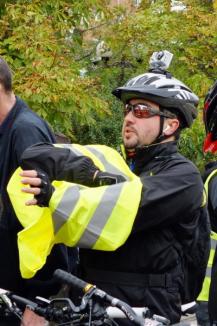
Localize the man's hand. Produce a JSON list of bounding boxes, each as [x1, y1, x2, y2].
[[22, 308, 48, 326], [20, 169, 54, 207], [20, 167, 126, 207]]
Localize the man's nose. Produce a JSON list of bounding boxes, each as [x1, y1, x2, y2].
[[124, 110, 135, 122]]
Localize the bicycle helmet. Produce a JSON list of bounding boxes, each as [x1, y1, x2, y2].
[[112, 72, 199, 128], [203, 80, 217, 153]]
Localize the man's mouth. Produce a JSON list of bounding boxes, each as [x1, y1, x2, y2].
[[124, 128, 136, 140], [125, 127, 135, 134]]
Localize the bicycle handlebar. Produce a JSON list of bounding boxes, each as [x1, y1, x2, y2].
[[54, 268, 92, 293], [54, 269, 120, 307], [10, 294, 38, 309], [53, 269, 170, 326], [0, 270, 171, 325]]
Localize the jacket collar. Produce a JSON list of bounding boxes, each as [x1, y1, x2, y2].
[[0, 96, 24, 135], [126, 141, 178, 175]]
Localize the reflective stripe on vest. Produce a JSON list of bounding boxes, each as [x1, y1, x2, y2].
[[197, 232, 217, 301], [201, 169, 217, 208], [197, 169, 217, 301], [77, 183, 125, 248], [204, 169, 217, 195], [7, 144, 142, 278], [55, 144, 131, 181], [197, 170, 217, 301], [52, 185, 80, 234]]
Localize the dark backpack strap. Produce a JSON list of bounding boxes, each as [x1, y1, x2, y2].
[[84, 268, 173, 288]]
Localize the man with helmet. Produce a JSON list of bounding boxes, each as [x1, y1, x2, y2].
[[17, 62, 209, 324], [197, 80, 217, 325]]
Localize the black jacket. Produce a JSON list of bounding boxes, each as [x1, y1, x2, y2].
[[203, 162, 217, 321], [0, 97, 70, 299], [80, 142, 202, 264], [78, 142, 208, 323], [20, 141, 209, 323], [203, 161, 217, 232]]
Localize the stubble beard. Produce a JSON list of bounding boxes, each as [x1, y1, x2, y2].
[[123, 136, 139, 150]]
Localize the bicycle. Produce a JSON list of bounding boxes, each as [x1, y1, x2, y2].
[[0, 269, 186, 325]]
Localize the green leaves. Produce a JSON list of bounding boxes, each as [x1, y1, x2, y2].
[[0, 0, 110, 139], [0, 0, 216, 169]]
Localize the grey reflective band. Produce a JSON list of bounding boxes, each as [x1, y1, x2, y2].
[[205, 265, 212, 278], [52, 185, 80, 234], [58, 144, 130, 181], [204, 169, 217, 198], [86, 146, 130, 181], [77, 183, 125, 248], [211, 238, 217, 250], [58, 144, 83, 156]]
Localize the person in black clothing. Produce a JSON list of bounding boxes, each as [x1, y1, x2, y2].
[[200, 80, 217, 325], [0, 57, 72, 324], [19, 65, 210, 324]]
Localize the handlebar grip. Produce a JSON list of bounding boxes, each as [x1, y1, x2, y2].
[[53, 269, 92, 293], [10, 294, 38, 309]]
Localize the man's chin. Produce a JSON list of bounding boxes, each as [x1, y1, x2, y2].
[[124, 141, 138, 150]]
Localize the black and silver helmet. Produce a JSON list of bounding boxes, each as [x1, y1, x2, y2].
[[112, 72, 199, 128], [203, 80, 217, 153]]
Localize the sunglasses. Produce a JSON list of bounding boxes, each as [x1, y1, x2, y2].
[[124, 103, 176, 119]]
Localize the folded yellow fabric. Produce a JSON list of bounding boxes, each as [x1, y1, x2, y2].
[[7, 144, 142, 278]]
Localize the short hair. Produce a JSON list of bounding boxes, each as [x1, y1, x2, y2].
[[0, 57, 12, 92]]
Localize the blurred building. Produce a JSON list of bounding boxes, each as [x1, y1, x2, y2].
[[110, 0, 141, 7]]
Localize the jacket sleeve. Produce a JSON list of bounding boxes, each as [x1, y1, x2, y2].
[[21, 143, 204, 234], [133, 161, 204, 232], [20, 143, 99, 184]]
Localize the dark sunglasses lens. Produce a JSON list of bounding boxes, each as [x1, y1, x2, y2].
[[134, 105, 151, 118], [124, 104, 157, 118]]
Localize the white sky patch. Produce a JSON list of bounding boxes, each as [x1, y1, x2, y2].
[[171, 0, 187, 12]]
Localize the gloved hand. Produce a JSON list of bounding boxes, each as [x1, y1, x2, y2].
[[64, 156, 126, 186], [34, 170, 54, 207], [93, 171, 126, 186], [21, 144, 126, 187], [66, 156, 99, 186]]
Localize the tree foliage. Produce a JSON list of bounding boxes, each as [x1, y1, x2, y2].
[[0, 0, 112, 138], [81, 0, 217, 169], [0, 0, 216, 169]]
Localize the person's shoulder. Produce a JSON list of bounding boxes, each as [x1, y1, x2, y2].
[[166, 152, 201, 179], [175, 152, 199, 170], [203, 161, 217, 182], [12, 106, 55, 142], [14, 105, 48, 130]]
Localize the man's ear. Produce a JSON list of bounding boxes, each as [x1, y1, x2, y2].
[[163, 119, 180, 135]]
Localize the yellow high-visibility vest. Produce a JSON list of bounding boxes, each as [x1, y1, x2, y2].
[[197, 231, 217, 301], [197, 169, 217, 301], [7, 144, 142, 279]]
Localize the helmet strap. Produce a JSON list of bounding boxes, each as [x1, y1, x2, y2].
[[152, 115, 169, 144], [125, 112, 175, 156]]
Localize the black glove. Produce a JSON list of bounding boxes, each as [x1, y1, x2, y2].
[[34, 170, 54, 207], [64, 156, 99, 186], [62, 156, 126, 187], [94, 171, 126, 186]]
